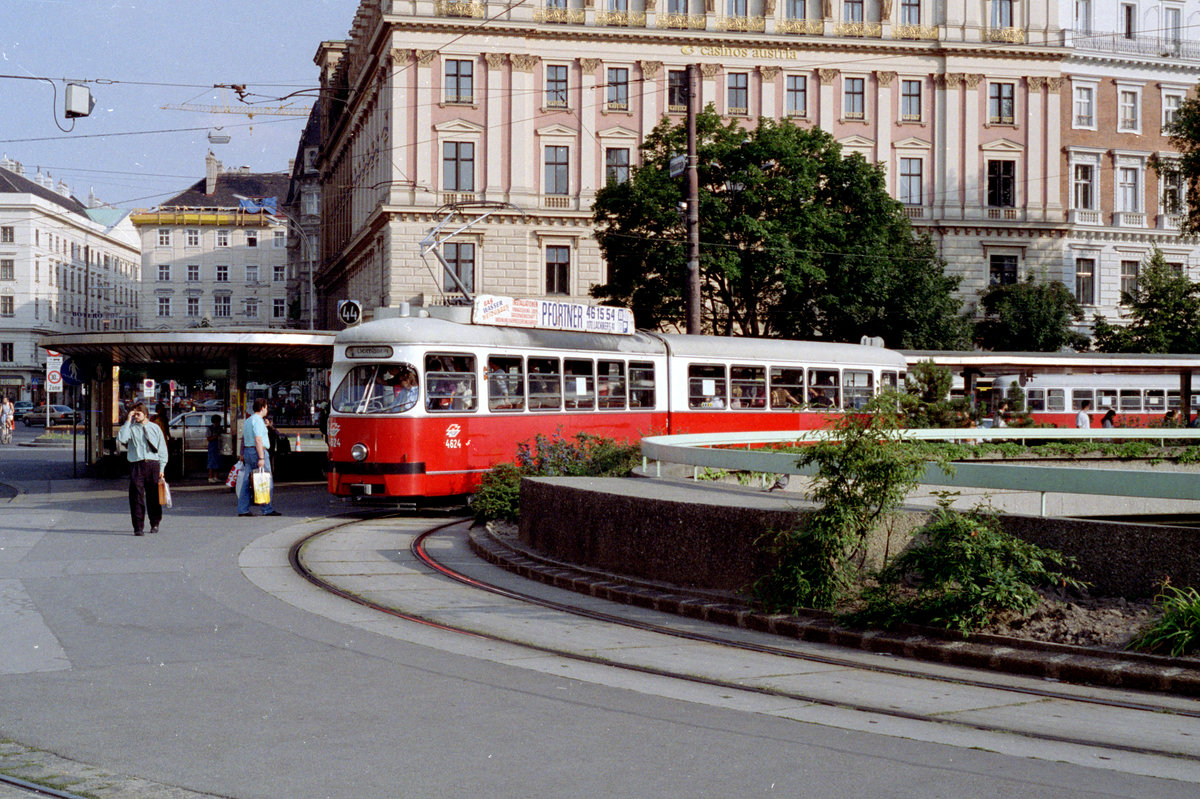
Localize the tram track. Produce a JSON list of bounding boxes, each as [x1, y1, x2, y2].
[[286, 515, 1200, 769]]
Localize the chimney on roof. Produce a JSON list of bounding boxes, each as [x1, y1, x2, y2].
[[205, 151, 221, 195], [56, 179, 71, 197]]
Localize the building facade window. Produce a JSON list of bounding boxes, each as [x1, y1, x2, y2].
[[668, 70, 687, 112], [544, 146, 570, 195], [1075, 257, 1095, 305], [214, 295, 231, 318], [0, 343, 12, 362], [844, 77, 865, 119], [989, 254, 1019, 286], [1118, 166, 1140, 212], [987, 160, 1016, 207], [844, 0, 864, 22], [546, 65, 568, 108], [442, 142, 475, 192], [0, 296, 12, 317], [0, 259, 12, 281], [546, 245, 570, 295], [187, 264, 200, 282], [245, 298, 259, 318], [668, 0, 687, 13], [727, 73, 748, 115], [899, 158, 923, 205], [1121, 2, 1135, 37], [1166, 6, 1182, 45], [1118, 89, 1140, 132], [1163, 168, 1183, 214], [216, 230, 229, 247], [274, 230, 285, 248], [1075, 0, 1091, 32], [607, 68, 629, 111], [157, 228, 171, 247], [274, 265, 286, 282], [1164, 93, 1183, 128], [785, 75, 807, 117], [900, 80, 921, 121], [605, 148, 630, 185], [727, 0, 747, 14], [900, 0, 920, 24], [1073, 163, 1096, 210], [158, 296, 172, 317], [187, 296, 200, 317], [157, 264, 171, 281], [1074, 85, 1094, 127], [988, 82, 1015, 124], [1120, 260, 1139, 300], [786, 0, 806, 18], [444, 241, 475, 293], [273, 298, 286, 319], [246, 264, 259, 283], [445, 59, 474, 103], [216, 265, 229, 282], [0, 227, 12, 244], [991, 0, 1014, 27], [186, 229, 200, 247], [246, 230, 258, 248]]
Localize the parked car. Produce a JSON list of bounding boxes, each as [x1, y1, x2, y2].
[[24, 405, 80, 426], [169, 411, 228, 451], [12, 401, 33, 420]]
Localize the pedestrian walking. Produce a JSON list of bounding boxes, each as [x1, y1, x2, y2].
[[1075, 399, 1092, 429], [116, 402, 169, 536], [0, 396, 13, 445], [238, 398, 280, 517]]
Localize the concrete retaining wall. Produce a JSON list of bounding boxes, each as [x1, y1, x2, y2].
[[519, 476, 1200, 598]]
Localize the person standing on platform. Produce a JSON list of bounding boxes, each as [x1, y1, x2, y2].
[[1075, 399, 1092, 429], [117, 402, 168, 536], [238, 398, 280, 517], [206, 414, 223, 483]]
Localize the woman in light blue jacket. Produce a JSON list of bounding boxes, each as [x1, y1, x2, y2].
[[116, 402, 169, 536]]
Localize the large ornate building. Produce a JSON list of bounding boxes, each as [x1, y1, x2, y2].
[[0, 158, 140, 402], [315, 0, 1200, 335]]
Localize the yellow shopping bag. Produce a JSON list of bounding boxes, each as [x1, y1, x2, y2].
[[251, 470, 272, 505]]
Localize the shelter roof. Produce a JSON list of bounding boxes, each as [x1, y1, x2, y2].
[[39, 330, 335, 369]]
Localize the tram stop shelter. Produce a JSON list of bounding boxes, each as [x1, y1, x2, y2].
[[38, 329, 335, 478]]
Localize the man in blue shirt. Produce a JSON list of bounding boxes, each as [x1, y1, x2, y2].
[[116, 402, 169, 535], [238, 397, 280, 517]]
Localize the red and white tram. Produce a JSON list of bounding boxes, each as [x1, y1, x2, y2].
[[327, 315, 907, 499], [991, 373, 1200, 427]]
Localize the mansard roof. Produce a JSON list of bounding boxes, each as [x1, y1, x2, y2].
[[0, 167, 89, 217], [160, 171, 291, 209]]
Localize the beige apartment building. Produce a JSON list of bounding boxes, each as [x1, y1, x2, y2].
[[314, 0, 1200, 334]]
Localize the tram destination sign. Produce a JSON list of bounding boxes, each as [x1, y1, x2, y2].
[[472, 295, 634, 336]]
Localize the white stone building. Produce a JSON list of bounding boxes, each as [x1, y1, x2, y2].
[[0, 158, 140, 402]]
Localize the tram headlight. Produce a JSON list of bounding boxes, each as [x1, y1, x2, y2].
[[350, 443, 369, 462]]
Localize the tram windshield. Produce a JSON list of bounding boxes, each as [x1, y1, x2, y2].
[[332, 363, 420, 414]]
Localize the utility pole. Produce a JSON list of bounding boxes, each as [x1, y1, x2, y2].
[[685, 63, 702, 335]]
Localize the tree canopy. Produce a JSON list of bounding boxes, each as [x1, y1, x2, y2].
[[1092, 249, 1200, 353], [591, 110, 971, 349], [1163, 91, 1200, 235], [974, 277, 1089, 352]]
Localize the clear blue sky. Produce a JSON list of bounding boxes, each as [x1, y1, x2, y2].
[[0, 0, 353, 209]]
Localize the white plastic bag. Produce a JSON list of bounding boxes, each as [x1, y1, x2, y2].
[[252, 469, 272, 505]]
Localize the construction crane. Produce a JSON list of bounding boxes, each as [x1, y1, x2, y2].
[[161, 86, 311, 136]]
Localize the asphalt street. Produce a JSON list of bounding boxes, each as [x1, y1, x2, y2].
[[0, 431, 1196, 798]]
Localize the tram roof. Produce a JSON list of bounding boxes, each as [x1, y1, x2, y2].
[[335, 316, 666, 355], [659, 334, 909, 368], [903, 350, 1200, 375], [39, 329, 336, 367]]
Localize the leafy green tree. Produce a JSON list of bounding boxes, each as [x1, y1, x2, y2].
[[1162, 92, 1200, 235], [1092, 249, 1200, 353], [975, 277, 1089, 351], [592, 110, 971, 349]]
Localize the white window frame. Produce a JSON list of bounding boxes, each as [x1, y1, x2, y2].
[[273, 298, 287, 319], [157, 228, 171, 247], [157, 296, 172, 317], [842, 75, 867, 121], [213, 295, 231, 318], [216, 229, 230, 247], [1072, 79, 1097, 130], [1116, 82, 1142, 134], [1113, 153, 1147, 215], [1162, 85, 1187, 130], [186, 228, 200, 247], [784, 74, 807, 119], [899, 157, 923, 205], [900, 79, 922, 122]]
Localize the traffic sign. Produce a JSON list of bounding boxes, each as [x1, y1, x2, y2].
[[142, 379, 156, 398], [337, 300, 362, 327], [46, 351, 63, 394]]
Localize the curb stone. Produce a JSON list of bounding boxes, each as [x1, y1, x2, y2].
[[0, 740, 223, 799], [468, 525, 1200, 697]]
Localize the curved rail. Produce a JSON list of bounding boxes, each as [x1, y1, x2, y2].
[[640, 428, 1200, 514]]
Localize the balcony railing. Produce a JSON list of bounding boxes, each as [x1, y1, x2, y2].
[[1068, 209, 1101, 226], [543, 195, 571, 209], [1114, 211, 1146, 227], [727, 106, 748, 116], [903, 206, 926, 219], [985, 27, 1026, 43], [655, 13, 706, 29], [717, 15, 766, 32], [596, 10, 646, 26], [987, 207, 1019, 220], [777, 18, 823, 35], [1069, 29, 1200, 62], [835, 22, 882, 38], [435, 0, 487, 18], [534, 6, 585, 23], [893, 24, 939, 40], [441, 192, 478, 205]]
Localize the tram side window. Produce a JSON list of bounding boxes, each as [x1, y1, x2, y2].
[[564, 359, 595, 410], [629, 361, 655, 408], [529, 357, 562, 410], [597, 360, 626, 410], [881, 371, 899, 392], [688, 364, 727, 409], [1026, 389, 1045, 412], [1071, 390, 1094, 411], [1168, 391, 1181, 411], [1045, 389, 1066, 412], [731, 365, 766, 409], [331, 363, 419, 414], [487, 356, 525, 412], [1097, 389, 1117, 410], [769, 367, 804, 409], [1145, 390, 1166, 413], [808, 369, 839, 409], [1119, 389, 1142, 412], [1192, 394, 1200, 411], [425, 353, 477, 413], [843, 370, 873, 410]]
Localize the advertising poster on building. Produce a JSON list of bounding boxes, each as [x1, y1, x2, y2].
[[472, 295, 633, 336]]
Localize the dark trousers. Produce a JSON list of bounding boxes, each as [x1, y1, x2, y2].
[[128, 459, 162, 533]]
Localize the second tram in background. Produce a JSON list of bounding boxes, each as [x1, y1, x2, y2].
[[326, 311, 907, 500], [989, 373, 1200, 427]]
